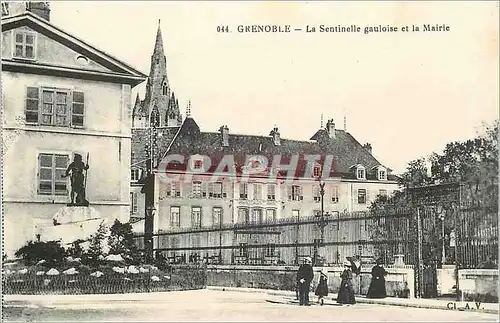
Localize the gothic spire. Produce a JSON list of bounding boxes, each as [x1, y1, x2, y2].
[[153, 19, 164, 59]]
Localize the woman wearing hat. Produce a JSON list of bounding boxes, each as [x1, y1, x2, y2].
[[366, 258, 388, 298], [336, 259, 356, 305], [297, 257, 314, 306], [314, 267, 329, 305]]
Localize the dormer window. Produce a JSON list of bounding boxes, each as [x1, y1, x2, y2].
[[313, 164, 322, 178], [356, 166, 366, 180], [131, 168, 141, 182], [14, 30, 36, 60], [194, 160, 203, 170], [378, 169, 387, 180]]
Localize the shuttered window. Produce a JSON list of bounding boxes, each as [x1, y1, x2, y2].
[[25, 87, 84, 127], [38, 153, 69, 195]]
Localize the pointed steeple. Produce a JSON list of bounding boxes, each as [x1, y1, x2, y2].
[[153, 19, 164, 60]]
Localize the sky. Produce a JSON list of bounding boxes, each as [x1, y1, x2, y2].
[[49, 1, 499, 174]]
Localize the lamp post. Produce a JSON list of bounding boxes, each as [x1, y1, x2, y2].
[[439, 213, 446, 266], [314, 177, 330, 265], [143, 106, 160, 264]]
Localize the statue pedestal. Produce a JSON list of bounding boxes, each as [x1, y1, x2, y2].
[[36, 206, 105, 245], [53, 206, 101, 225]]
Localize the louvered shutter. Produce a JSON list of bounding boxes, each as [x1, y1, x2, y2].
[[25, 87, 39, 124], [71, 91, 84, 127]]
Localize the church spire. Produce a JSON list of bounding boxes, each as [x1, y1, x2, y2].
[[153, 19, 164, 59]]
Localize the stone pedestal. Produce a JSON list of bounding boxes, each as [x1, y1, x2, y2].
[[53, 206, 101, 225], [36, 206, 105, 245], [394, 254, 405, 267]]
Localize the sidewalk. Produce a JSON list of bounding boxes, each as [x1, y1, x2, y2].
[[206, 286, 499, 314]]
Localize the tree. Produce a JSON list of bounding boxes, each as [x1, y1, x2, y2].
[[108, 219, 141, 264], [398, 158, 432, 188], [82, 221, 108, 268], [429, 120, 498, 205]]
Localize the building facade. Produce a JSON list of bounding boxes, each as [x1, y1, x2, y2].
[[130, 25, 400, 264], [1, 4, 147, 257]]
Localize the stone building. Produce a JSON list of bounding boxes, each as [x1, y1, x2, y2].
[[130, 24, 401, 264], [1, 3, 147, 256]]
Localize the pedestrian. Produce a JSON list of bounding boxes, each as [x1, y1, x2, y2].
[[314, 267, 329, 305], [336, 259, 356, 305], [297, 256, 314, 306], [366, 258, 388, 299]]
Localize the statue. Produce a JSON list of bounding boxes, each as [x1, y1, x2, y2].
[[62, 153, 89, 206]]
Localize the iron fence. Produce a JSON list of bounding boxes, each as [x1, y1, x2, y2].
[[3, 265, 207, 295]]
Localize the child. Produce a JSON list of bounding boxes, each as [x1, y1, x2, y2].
[[315, 268, 329, 305]]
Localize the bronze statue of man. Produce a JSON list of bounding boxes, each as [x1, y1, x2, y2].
[[62, 153, 89, 206]]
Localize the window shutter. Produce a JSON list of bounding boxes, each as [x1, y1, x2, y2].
[[71, 91, 84, 127], [222, 182, 228, 198], [185, 181, 192, 198], [208, 182, 213, 198], [299, 186, 303, 200], [287, 185, 291, 200], [355, 189, 358, 204], [25, 87, 39, 124], [202, 181, 207, 197]]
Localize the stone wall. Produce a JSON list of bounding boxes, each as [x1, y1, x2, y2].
[[458, 269, 498, 302], [207, 264, 415, 298]]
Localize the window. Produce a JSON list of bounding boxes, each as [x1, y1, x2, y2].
[[25, 87, 84, 127], [265, 244, 276, 257], [290, 185, 303, 201], [358, 189, 367, 204], [267, 184, 276, 200], [379, 189, 388, 197], [14, 31, 35, 59], [238, 208, 249, 224], [331, 186, 339, 203], [253, 183, 262, 200], [313, 210, 321, 217], [250, 209, 262, 224], [38, 153, 69, 195], [292, 209, 300, 219], [357, 167, 366, 180], [313, 185, 321, 202], [130, 192, 138, 215], [191, 206, 202, 228], [170, 206, 180, 227], [167, 181, 181, 197], [209, 182, 223, 198], [239, 243, 248, 257], [265, 209, 276, 222], [193, 159, 203, 170], [378, 169, 387, 180], [212, 207, 223, 227], [239, 183, 248, 199], [192, 181, 202, 198], [313, 164, 322, 178], [162, 82, 168, 95], [171, 236, 180, 248], [131, 168, 141, 181]]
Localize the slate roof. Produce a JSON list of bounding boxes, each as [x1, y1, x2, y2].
[[131, 127, 180, 168], [160, 117, 398, 181]]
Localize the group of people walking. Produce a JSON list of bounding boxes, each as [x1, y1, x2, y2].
[[296, 256, 388, 306]]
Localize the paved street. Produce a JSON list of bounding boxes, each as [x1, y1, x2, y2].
[[3, 290, 498, 322]]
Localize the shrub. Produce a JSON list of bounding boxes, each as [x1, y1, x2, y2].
[[15, 240, 67, 267]]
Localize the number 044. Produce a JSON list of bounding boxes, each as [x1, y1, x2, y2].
[[217, 26, 229, 33]]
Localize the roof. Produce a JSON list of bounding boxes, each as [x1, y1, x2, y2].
[[1, 11, 147, 86], [131, 126, 180, 168], [158, 117, 397, 181]]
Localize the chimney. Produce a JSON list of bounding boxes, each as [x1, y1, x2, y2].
[[219, 125, 229, 147], [3, 2, 50, 21], [326, 119, 335, 138], [269, 127, 281, 146], [363, 143, 372, 154], [27, 2, 50, 21]]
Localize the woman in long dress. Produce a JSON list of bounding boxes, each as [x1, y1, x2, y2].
[[336, 260, 356, 305], [367, 258, 388, 298]]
